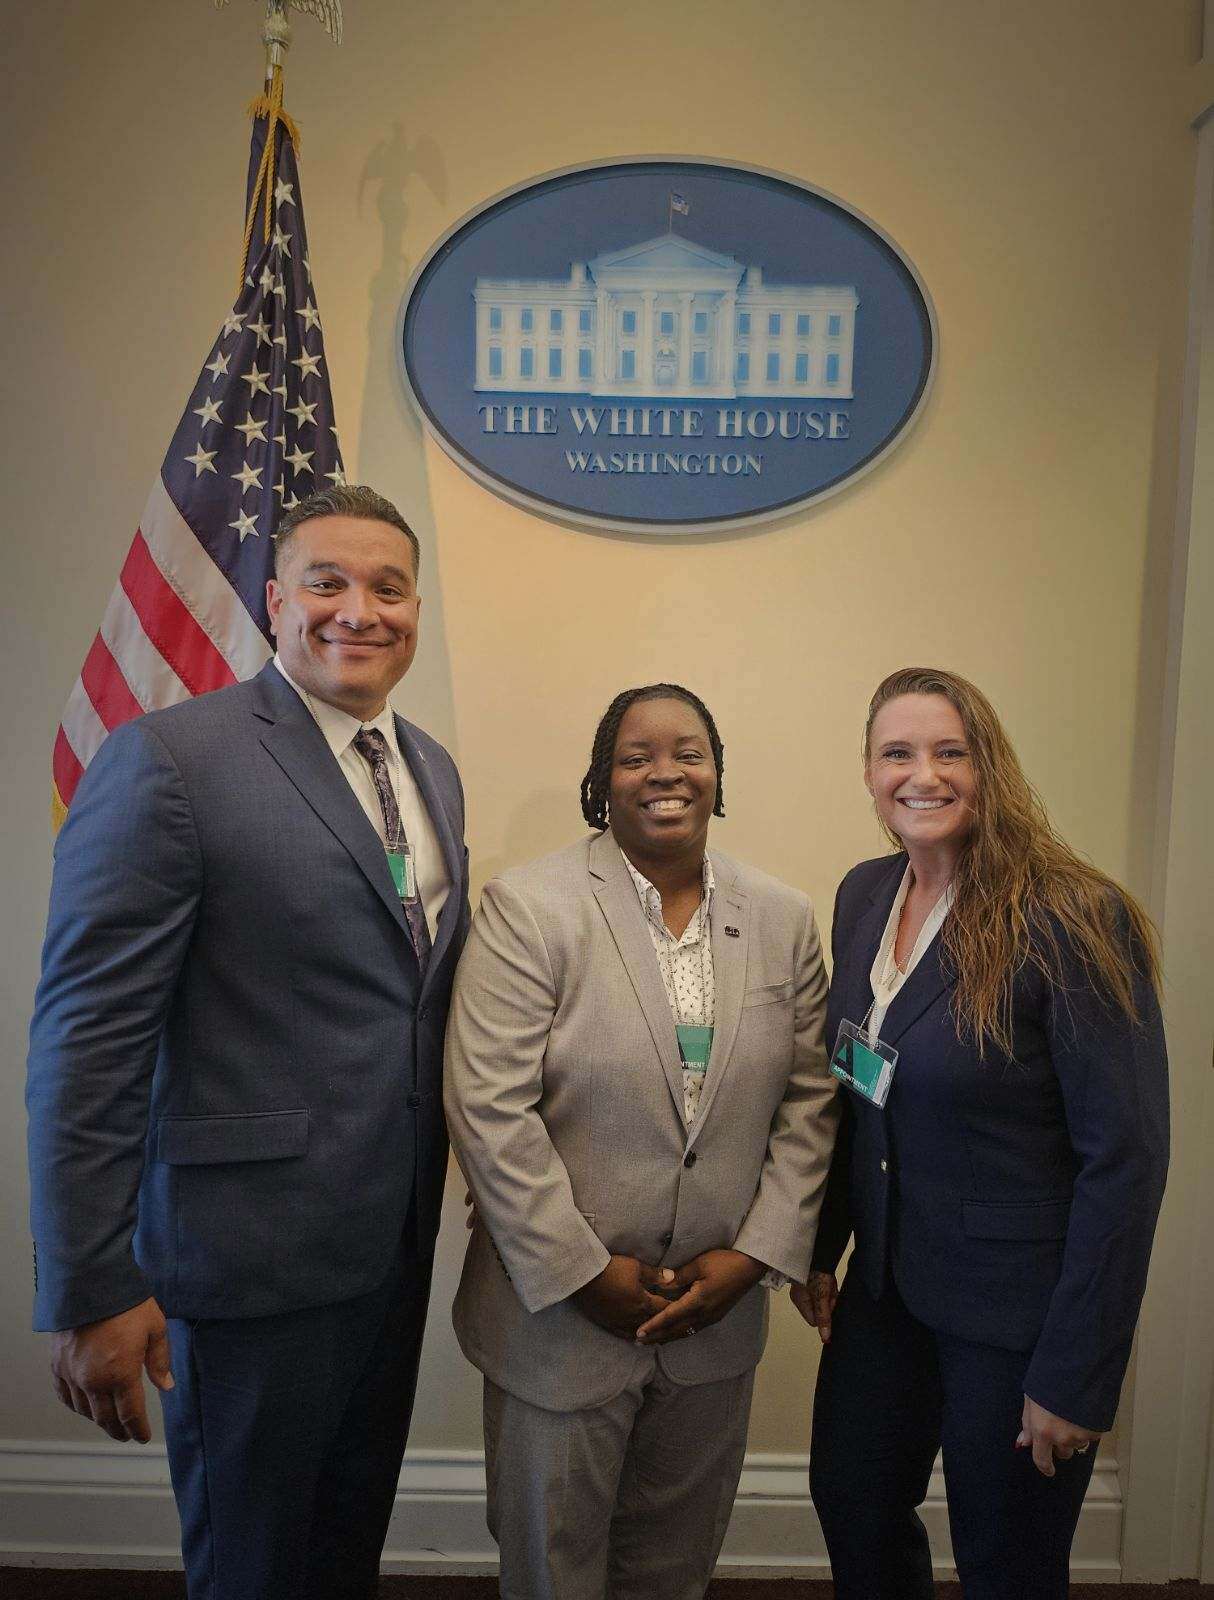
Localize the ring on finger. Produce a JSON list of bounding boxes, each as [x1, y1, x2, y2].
[[1074, 1442, 1091, 1454]]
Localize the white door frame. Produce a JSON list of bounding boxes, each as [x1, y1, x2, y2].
[[1118, 59, 1214, 1583]]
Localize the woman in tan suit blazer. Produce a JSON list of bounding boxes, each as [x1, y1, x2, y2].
[[445, 683, 839, 1600]]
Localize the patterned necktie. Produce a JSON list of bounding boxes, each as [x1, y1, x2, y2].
[[353, 727, 432, 976]]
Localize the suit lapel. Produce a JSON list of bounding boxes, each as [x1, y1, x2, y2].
[[252, 666, 409, 935], [880, 931, 954, 1045], [846, 857, 905, 1028], [589, 832, 687, 1124], [844, 854, 955, 1046], [395, 714, 462, 988], [684, 854, 748, 1151]]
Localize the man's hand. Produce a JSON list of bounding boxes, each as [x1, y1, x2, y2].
[[50, 1297, 174, 1443], [571, 1255, 674, 1339], [790, 1270, 839, 1344], [1016, 1396, 1100, 1477], [635, 1249, 765, 1344]]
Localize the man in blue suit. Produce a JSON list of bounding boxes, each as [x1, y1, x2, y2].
[[27, 484, 469, 1600]]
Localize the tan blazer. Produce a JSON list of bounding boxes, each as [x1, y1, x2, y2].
[[444, 830, 838, 1412]]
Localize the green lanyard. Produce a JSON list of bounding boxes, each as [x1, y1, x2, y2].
[[656, 904, 714, 1075]]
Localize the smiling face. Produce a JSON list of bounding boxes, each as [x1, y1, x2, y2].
[[607, 697, 718, 868], [266, 514, 420, 720], [865, 692, 976, 865]]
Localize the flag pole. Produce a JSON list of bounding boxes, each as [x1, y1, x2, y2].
[[238, 6, 301, 295]]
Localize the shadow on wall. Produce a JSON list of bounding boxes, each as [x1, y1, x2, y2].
[[354, 121, 459, 754], [472, 787, 582, 895]]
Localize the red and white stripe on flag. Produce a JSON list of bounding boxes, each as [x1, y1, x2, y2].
[[51, 477, 270, 825]]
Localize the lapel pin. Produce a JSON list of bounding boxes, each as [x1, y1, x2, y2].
[[725, 925, 740, 938]]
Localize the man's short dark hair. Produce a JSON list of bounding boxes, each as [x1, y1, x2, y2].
[[273, 485, 421, 578]]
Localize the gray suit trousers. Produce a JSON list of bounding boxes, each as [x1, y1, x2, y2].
[[483, 1354, 754, 1600]]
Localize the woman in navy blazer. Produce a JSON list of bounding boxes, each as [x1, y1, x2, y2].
[[796, 667, 1168, 1600]]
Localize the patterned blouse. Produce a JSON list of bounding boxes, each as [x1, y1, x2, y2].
[[623, 850, 716, 1126]]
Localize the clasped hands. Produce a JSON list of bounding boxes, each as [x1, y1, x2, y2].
[[572, 1249, 764, 1344]]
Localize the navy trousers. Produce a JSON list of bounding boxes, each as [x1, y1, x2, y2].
[[161, 1236, 433, 1600], [810, 1267, 1097, 1600]]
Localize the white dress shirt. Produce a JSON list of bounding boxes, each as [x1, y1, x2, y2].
[[865, 864, 953, 1042], [273, 656, 450, 940]]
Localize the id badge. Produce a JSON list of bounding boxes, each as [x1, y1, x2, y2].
[[676, 1023, 714, 1077], [386, 843, 418, 901], [830, 1018, 897, 1108]]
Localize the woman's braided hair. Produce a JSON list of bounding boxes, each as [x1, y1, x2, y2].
[[580, 683, 725, 832]]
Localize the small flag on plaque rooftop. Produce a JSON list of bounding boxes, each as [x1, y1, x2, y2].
[[52, 9, 344, 825]]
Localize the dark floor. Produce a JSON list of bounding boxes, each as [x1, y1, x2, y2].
[[3, 1574, 1214, 1599]]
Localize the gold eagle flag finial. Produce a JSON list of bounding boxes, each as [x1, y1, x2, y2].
[[215, 2, 343, 295], [216, 1, 344, 83]]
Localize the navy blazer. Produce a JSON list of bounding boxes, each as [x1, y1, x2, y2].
[[27, 662, 470, 1332], [811, 853, 1168, 1432]]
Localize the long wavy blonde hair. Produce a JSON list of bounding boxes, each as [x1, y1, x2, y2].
[[863, 667, 1161, 1058]]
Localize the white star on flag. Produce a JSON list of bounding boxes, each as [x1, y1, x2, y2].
[[289, 398, 318, 427], [193, 397, 223, 427], [205, 350, 231, 381], [296, 300, 322, 332], [229, 509, 259, 541], [272, 277, 286, 301], [232, 461, 264, 494], [294, 350, 322, 380], [275, 178, 295, 208], [248, 314, 272, 346], [221, 312, 245, 338], [235, 414, 268, 444], [259, 266, 275, 294], [185, 445, 218, 477], [242, 362, 270, 397], [285, 445, 314, 476], [325, 466, 347, 486]]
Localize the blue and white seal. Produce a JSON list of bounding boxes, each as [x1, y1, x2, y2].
[[399, 159, 936, 535]]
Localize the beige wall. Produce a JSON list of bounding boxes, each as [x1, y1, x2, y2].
[[0, 0, 1196, 1469]]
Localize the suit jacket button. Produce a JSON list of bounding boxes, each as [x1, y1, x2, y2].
[[660, 1232, 674, 1246], [683, 1152, 697, 1168], [880, 1159, 888, 1172]]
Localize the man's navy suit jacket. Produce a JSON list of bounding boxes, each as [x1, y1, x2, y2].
[[27, 661, 470, 1332], [811, 853, 1169, 1433]]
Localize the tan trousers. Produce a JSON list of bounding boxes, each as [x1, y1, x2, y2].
[[483, 1358, 755, 1600]]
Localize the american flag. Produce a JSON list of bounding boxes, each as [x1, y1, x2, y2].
[[51, 109, 344, 823]]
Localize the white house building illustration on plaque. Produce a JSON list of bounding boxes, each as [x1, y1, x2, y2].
[[472, 233, 859, 400]]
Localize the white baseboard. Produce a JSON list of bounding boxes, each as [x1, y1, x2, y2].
[[0, 1439, 1123, 1581]]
